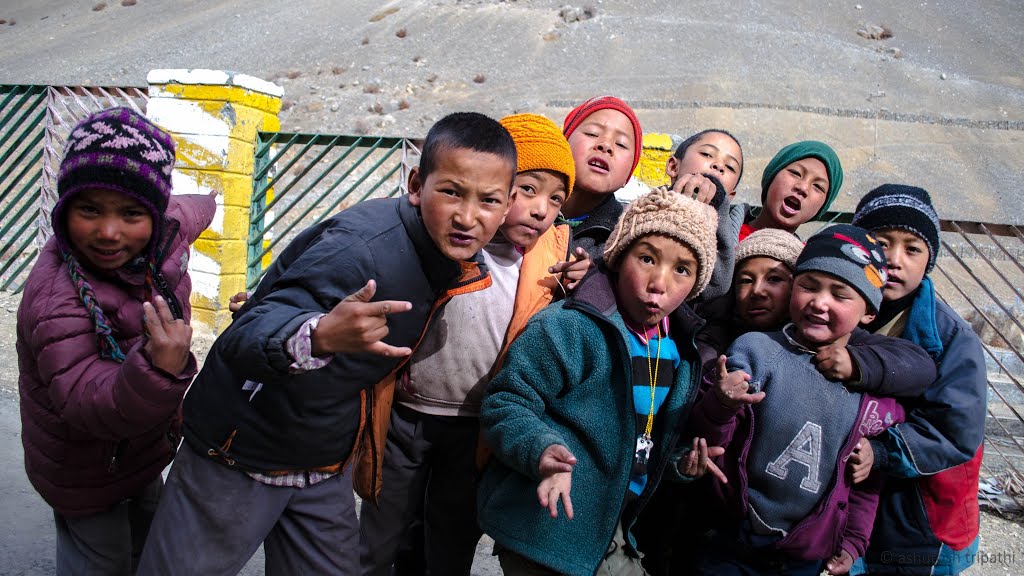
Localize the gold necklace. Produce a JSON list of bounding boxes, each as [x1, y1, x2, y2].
[[643, 323, 662, 439]]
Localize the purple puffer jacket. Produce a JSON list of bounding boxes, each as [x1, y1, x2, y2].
[[17, 194, 214, 518], [690, 383, 905, 562]]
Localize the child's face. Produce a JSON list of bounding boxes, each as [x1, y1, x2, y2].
[[566, 109, 636, 197], [66, 188, 154, 271], [615, 234, 698, 327], [667, 132, 743, 197], [790, 271, 875, 349], [762, 158, 829, 232], [734, 257, 793, 331], [874, 228, 929, 301], [408, 147, 514, 262], [500, 169, 568, 249]]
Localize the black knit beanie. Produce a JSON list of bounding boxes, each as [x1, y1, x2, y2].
[[794, 224, 889, 313], [852, 184, 940, 273]]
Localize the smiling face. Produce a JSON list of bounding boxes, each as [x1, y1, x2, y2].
[[614, 234, 698, 327], [65, 188, 154, 271], [408, 147, 514, 261], [565, 108, 637, 199], [760, 157, 829, 232], [500, 169, 568, 249], [873, 228, 930, 301], [667, 131, 743, 196], [789, 271, 875, 350], [734, 256, 794, 331]]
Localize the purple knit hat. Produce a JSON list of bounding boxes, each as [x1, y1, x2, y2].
[[53, 107, 175, 251]]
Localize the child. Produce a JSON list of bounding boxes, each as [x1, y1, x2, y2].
[[851, 185, 987, 575], [690, 224, 938, 575], [560, 96, 643, 261], [665, 128, 744, 199], [739, 140, 844, 241], [17, 107, 215, 573], [478, 188, 723, 576], [138, 112, 517, 574], [358, 113, 580, 575], [732, 228, 805, 333]]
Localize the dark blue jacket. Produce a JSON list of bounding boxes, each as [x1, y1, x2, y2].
[[183, 196, 488, 473]]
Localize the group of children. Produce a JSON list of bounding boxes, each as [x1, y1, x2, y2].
[[17, 100, 986, 576]]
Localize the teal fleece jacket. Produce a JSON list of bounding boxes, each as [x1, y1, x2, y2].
[[477, 266, 704, 576]]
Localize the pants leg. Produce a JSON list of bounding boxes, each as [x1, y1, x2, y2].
[[129, 476, 163, 572], [595, 524, 649, 576], [263, 471, 360, 575], [137, 443, 292, 576], [358, 405, 432, 576], [423, 414, 483, 576]]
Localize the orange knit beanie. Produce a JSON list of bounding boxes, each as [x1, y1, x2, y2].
[[499, 113, 576, 196]]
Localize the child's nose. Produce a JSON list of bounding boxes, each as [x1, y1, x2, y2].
[[97, 218, 120, 239], [530, 200, 548, 221]]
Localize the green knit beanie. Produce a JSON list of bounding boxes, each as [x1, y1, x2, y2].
[[760, 140, 843, 220]]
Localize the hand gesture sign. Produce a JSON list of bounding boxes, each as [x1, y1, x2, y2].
[[143, 295, 192, 375], [713, 355, 764, 409], [537, 444, 577, 519], [549, 247, 592, 292], [311, 279, 413, 357], [677, 437, 728, 483]]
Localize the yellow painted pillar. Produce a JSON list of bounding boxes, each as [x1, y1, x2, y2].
[[145, 69, 283, 331], [634, 132, 677, 188]]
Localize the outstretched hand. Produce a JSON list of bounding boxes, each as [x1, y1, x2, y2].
[[713, 355, 764, 409], [143, 295, 192, 375], [549, 247, 592, 291], [537, 444, 577, 519], [311, 279, 413, 357], [677, 437, 728, 483]]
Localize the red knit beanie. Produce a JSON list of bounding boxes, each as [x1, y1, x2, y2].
[[562, 96, 643, 174]]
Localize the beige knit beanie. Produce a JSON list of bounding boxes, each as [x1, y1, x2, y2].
[[603, 188, 719, 299], [735, 228, 804, 270]]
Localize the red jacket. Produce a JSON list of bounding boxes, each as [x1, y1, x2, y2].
[[18, 194, 214, 517]]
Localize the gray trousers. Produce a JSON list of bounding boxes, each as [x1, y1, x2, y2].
[[358, 404, 482, 576], [54, 476, 162, 576], [137, 443, 358, 575]]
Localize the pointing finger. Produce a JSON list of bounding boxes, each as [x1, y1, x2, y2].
[[142, 302, 166, 340], [153, 295, 176, 324], [375, 300, 412, 317]]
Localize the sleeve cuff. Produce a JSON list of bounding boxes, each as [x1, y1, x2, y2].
[[285, 314, 333, 373]]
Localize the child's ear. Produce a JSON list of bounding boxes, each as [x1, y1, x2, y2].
[[861, 312, 877, 325], [665, 156, 681, 179], [407, 167, 423, 206]]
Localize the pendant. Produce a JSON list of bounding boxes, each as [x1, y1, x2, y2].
[[634, 433, 654, 466]]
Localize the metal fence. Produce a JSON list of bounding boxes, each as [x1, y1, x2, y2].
[[0, 84, 148, 292], [245, 131, 417, 290]]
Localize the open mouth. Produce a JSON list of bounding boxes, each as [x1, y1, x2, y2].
[[587, 156, 610, 173], [89, 247, 125, 261], [781, 196, 802, 216], [448, 232, 475, 247]]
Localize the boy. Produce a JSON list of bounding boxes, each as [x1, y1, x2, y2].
[[560, 96, 643, 261], [478, 188, 723, 576], [739, 140, 843, 241], [731, 228, 805, 333], [851, 185, 987, 575], [138, 112, 517, 574], [358, 113, 580, 575], [690, 225, 937, 575]]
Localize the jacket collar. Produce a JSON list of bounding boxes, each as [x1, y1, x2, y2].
[[398, 195, 471, 293]]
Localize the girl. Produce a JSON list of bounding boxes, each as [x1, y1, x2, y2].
[[17, 107, 215, 574]]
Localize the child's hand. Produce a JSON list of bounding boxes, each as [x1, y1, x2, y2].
[[713, 355, 763, 409], [848, 437, 874, 484], [549, 247, 592, 291], [677, 437, 728, 483], [228, 291, 250, 313], [671, 173, 718, 204], [813, 343, 857, 381], [538, 444, 577, 476], [143, 295, 193, 375], [825, 548, 854, 575], [538, 471, 574, 519], [311, 279, 413, 357]]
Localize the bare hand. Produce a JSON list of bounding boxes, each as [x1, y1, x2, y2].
[[678, 437, 728, 483], [228, 291, 249, 313], [538, 444, 577, 476], [848, 437, 874, 484], [208, 189, 220, 198], [813, 343, 857, 381], [713, 355, 764, 409], [671, 173, 718, 204], [538, 471, 574, 519], [311, 279, 413, 357], [143, 295, 192, 375], [826, 548, 854, 575], [549, 247, 592, 291]]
